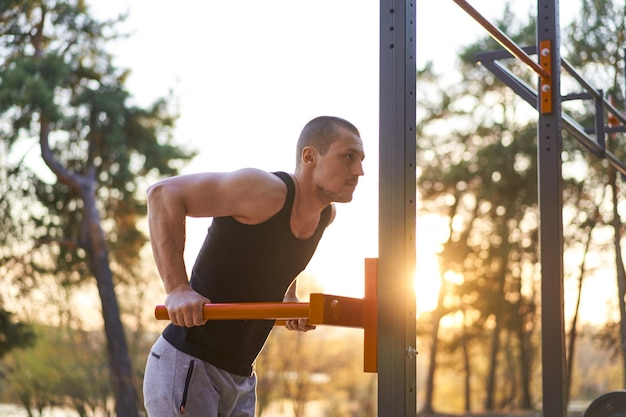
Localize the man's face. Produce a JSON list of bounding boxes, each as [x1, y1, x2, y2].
[[312, 128, 365, 203]]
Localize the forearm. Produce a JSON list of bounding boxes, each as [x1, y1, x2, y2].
[[283, 279, 299, 302], [147, 182, 190, 294], [283, 279, 316, 332]]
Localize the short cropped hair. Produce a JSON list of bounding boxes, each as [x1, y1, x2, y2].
[[295, 116, 360, 168]]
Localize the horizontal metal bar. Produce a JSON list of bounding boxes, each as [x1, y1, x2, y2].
[[154, 294, 373, 328], [562, 114, 626, 175], [562, 92, 593, 102], [310, 294, 365, 328], [606, 150, 626, 177], [561, 58, 626, 127], [155, 302, 310, 321], [452, 0, 550, 79], [561, 112, 604, 155], [476, 49, 626, 176], [479, 46, 626, 127], [561, 58, 604, 101], [153, 259, 380, 374], [479, 59, 537, 105], [475, 46, 536, 62]]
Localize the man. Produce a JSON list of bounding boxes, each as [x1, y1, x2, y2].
[[143, 116, 365, 416]]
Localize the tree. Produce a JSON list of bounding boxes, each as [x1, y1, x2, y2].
[[565, 0, 626, 388], [565, 191, 602, 402], [0, 309, 35, 359], [0, 1, 194, 415], [0, 324, 112, 417], [415, 0, 626, 412], [416, 4, 547, 412]]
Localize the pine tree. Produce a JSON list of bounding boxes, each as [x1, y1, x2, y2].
[[0, 1, 195, 415]]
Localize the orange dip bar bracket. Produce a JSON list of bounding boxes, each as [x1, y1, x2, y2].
[[155, 257, 379, 373], [539, 40, 553, 114]]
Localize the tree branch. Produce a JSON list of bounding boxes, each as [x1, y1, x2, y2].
[[39, 117, 86, 193]]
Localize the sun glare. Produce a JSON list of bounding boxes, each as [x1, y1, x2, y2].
[[415, 214, 448, 313], [415, 254, 442, 313]]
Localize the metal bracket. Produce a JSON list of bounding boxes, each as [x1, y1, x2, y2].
[[539, 40, 553, 114]]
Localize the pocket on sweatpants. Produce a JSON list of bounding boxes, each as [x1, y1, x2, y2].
[[178, 359, 195, 414]]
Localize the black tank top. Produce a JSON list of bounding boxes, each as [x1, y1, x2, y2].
[[163, 171, 331, 376]]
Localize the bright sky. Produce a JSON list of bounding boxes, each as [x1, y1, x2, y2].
[[90, 1, 599, 318]]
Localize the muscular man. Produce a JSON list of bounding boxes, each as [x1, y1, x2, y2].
[[143, 116, 365, 416]]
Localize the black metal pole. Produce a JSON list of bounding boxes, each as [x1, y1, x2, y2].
[[379, 0, 417, 415], [537, 0, 568, 416]]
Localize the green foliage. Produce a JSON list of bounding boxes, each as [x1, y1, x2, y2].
[[566, 0, 625, 76], [0, 1, 196, 415], [0, 0, 196, 287], [0, 310, 35, 359], [0, 324, 112, 415], [564, 0, 625, 159]]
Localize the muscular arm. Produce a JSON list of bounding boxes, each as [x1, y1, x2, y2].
[[282, 280, 316, 332], [148, 179, 207, 327], [147, 169, 286, 327]]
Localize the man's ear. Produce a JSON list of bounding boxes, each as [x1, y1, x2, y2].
[[302, 147, 316, 165]]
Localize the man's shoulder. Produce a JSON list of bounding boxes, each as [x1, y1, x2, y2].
[[225, 169, 290, 224], [229, 168, 289, 191]]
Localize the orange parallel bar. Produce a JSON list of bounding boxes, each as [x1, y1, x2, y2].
[[451, 0, 551, 80], [309, 294, 364, 327], [155, 302, 310, 321], [153, 258, 380, 373]]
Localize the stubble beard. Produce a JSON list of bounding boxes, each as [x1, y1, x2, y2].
[[315, 184, 354, 204]]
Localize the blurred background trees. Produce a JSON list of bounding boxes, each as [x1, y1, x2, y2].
[[0, 0, 625, 416], [0, 0, 194, 415], [415, 0, 625, 414]]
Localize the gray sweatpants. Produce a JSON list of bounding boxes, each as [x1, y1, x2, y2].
[[143, 336, 257, 417]]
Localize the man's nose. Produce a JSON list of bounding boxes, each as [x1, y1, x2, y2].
[[354, 160, 365, 176]]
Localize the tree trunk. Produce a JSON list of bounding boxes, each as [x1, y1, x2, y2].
[[567, 220, 594, 403], [610, 169, 626, 388], [420, 307, 443, 415], [514, 290, 535, 410], [484, 317, 501, 411], [40, 114, 140, 416], [82, 182, 140, 417], [499, 330, 516, 410], [461, 310, 472, 413], [518, 318, 533, 409]]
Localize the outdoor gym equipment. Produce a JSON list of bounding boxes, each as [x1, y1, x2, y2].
[[452, 1, 626, 416], [155, 258, 379, 373], [582, 391, 626, 417]]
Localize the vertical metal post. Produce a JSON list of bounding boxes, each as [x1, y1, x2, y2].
[[379, 0, 417, 416], [537, 0, 567, 416]]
